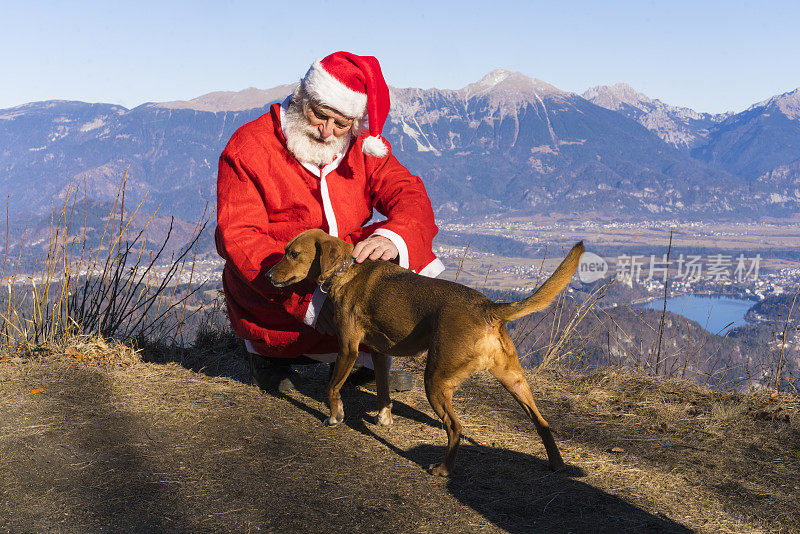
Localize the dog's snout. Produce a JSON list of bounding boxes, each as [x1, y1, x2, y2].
[[266, 264, 293, 287]]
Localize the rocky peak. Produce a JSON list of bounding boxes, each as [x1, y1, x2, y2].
[[583, 83, 730, 149], [461, 69, 565, 99], [748, 88, 800, 120], [582, 83, 653, 111]]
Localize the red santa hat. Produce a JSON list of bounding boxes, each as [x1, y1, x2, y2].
[[302, 51, 390, 158]]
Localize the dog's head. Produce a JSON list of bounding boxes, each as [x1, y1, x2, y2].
[[267, 229, 352, 287]]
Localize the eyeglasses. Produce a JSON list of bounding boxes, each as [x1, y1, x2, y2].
[[305, 102, 354, 132]]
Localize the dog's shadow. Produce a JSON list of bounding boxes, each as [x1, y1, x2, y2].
[[276, 376, 690, 533], [416, 443, 691, 533]]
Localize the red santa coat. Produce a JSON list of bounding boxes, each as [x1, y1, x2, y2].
[[215, 101, 444, 358]]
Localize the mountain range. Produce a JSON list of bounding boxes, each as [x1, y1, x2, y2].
[[2, 70, 799, 240], [581, 83, 731, 150]]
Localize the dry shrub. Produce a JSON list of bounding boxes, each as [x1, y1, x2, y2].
[[1, 173, 211, 358]]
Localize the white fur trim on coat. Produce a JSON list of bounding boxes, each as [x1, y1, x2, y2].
[[362, 135, 388, 158], [418, 257, 445, 278], [303, 60, 367, 118]]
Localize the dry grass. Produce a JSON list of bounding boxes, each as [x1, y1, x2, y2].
[[2, 348, 798, 533]]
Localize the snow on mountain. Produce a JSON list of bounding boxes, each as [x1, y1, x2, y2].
[[460, 69, 567, 100], [388, 69, 582, 153], [582, 83, 729, 150]]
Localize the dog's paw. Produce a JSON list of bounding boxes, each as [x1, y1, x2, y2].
[[427, 463, 450, 477], [375, 407, 393, 427], [548, 458, 567, 472], [324, 415, 343, 426]]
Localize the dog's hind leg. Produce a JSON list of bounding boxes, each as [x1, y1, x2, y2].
[[425, 383, 461, 477], [372, 352, 393, 426], [424, 367, 466, 477], [325, 339, 360, 426], [490, 354, 565, 471]]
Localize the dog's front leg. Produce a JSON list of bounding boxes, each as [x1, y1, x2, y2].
[[325, 341, 360, 426], [371, 352, 393, 426]]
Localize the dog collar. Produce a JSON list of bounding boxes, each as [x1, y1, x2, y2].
[[319, 258, 354, 294]]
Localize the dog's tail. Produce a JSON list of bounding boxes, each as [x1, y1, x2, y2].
[[490, 242, 585, 323]]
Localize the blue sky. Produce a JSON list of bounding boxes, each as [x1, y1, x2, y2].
[[1, 0, 798, 113]]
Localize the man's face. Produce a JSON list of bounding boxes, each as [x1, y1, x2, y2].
[[304, 103, 355, 140], [283, 95, 355, 166]]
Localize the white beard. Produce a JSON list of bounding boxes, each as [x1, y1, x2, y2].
[[283, 102, 352, 167]]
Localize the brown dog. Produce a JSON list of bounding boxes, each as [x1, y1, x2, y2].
[[267, 229, 584, 476]]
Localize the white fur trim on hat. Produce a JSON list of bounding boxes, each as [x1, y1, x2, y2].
[[362, 135, 388, 158], [303, 60, 367, 118]]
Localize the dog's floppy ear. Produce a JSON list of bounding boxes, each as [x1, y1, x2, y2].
[[317, 238, 347, 284]]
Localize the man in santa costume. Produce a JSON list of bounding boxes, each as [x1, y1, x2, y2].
[[215, 51, 444, 392]]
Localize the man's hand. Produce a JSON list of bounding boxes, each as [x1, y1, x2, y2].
[[314, 296, 336, 337], [352, 235, 398, 263]]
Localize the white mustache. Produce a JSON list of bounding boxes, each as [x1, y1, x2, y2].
[[305, 126, 338, 145]]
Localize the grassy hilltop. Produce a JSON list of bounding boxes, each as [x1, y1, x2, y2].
[[2, 340, 799, 533]]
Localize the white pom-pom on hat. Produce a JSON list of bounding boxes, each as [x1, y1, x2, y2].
[[362, 135, 389, 158]]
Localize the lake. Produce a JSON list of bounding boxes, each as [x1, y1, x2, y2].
[[642, 294, 756, 334]]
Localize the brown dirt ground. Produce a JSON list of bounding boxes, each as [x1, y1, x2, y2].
[[1, 349, 799, 533]]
